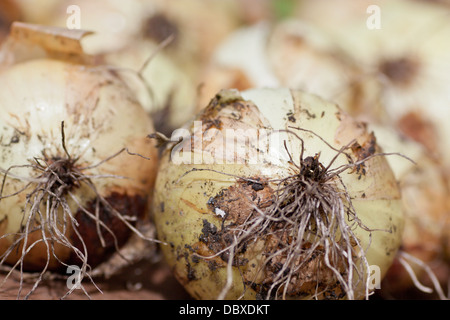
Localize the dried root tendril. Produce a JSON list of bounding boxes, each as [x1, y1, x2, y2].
[[0, 122, 156, 299], [397, 250, 449, 300]]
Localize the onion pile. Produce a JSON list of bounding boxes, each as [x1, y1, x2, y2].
[[196, 18, 380, 123], [296, 0, 450, 163], [0, 23, 158, 297], [42, 0, 243, 135], [1, 0, 447, 301], [294, 0, 450, 298], [153, 88, 404, 300], [195, 0, 450, 299]]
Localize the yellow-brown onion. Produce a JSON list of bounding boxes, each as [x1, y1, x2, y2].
[[153, 88, 404, 300], [0, 24, 158, 281]]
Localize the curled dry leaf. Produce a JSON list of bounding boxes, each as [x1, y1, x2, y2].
[[0, 21, 94, 68]]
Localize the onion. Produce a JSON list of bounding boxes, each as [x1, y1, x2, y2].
[[297, 0, 450, 164], [153, 88, 404, 300], [0, 23, 158, 297], [46, 0, 240, 72], [265, 18, 381, 121], [294, 1, 450, 297], [137, 0, 241, 72], [104, 41, 198, 136], [367, 124, 449, 298], [196, 19, 380, 122], [196, 22, 279, 110], [45, 0, 240, 135], [47, 0, 153, 55]]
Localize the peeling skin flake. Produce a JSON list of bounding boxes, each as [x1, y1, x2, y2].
[[215, 207, 226, 218]]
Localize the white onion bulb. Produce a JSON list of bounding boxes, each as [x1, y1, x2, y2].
[[0, 24, 158, 293]]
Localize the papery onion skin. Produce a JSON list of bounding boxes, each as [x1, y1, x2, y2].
[[0, 58, 158, 272], [153, 88, 404, 300]]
